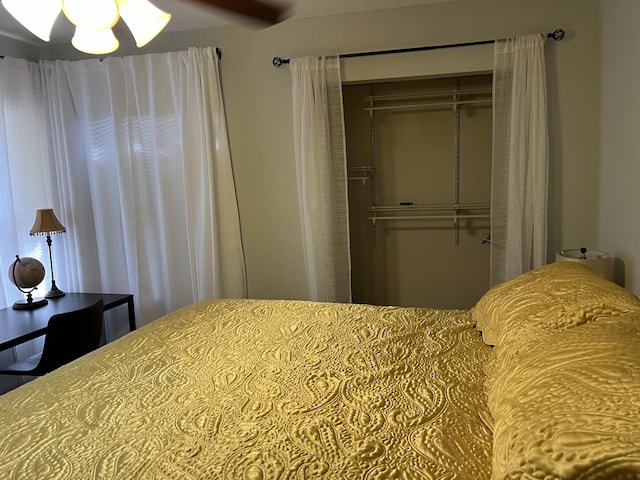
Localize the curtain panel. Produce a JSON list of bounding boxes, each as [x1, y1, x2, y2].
[[0, 48, 246, 334], [43, 47, 246, 329], [491, 34, 549, 286], [290, 56, 352, 303], [0, 57, 55, 393]]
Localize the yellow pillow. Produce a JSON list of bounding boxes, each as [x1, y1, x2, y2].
[[471, 261, 640, 346], [487, 313, 640, 478]]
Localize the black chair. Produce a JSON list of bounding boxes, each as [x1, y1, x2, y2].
[[0, 299, 104, 376]]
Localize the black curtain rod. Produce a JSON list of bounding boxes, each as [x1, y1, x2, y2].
[[0, 48, 220, 62], [272, 28, 565, 68]]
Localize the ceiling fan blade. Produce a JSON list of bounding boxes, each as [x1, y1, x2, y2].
[[188, 0, 284, 25]]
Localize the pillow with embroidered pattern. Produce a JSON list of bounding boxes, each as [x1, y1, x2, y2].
[[487, 313, 640, 479], [471, 261, 640, 346]]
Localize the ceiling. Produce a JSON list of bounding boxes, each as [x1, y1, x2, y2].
[[0, 0, 458, 47]]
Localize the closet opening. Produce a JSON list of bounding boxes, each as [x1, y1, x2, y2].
[[343, 73, 492, 309]]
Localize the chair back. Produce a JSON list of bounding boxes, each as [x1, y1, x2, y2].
[[37, 299, 104, 374]]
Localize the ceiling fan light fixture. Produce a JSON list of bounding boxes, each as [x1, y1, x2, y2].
[[71, 25, 120, 55], [1, 0, 62, 42], [116, 0, 171, 48], [63, 0, 119, 31]]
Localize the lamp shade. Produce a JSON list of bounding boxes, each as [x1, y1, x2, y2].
[[556, 248, 613, 281], [116, 0, 171, 48], [71, 26, 119, 54], [29, 208, 66, 236], [2, 0, 62, 42], [63, 0, 119, 30], [3, 0, 170, 54]]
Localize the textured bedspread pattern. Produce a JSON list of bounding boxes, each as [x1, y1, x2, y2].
[[0, 299, 492, 479], [474, 262, 640, 480], [487, 315, 640, 480]]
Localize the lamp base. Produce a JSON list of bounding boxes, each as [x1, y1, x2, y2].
[[13, 297, 48, 310], [45, 281, 65, 299]]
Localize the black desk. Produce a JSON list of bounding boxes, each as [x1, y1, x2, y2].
[[0, 293, 135, 352]]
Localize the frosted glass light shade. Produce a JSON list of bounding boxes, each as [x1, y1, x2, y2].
[[3, 0, 171, 53], [116, 0, 171, 48], [63, 0, 119, 30], [2, 0, 62, 41], [72, 26, 119, 54]]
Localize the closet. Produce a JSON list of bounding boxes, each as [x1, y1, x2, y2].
[[344, 74, 492, 309]]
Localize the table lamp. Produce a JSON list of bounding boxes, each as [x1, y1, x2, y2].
[[555, 247, 613, 281], [29, 208, 66, 298]]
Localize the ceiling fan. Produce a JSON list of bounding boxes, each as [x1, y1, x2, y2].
[[188, 0, 285, 25], [1, 0, 286, 55]]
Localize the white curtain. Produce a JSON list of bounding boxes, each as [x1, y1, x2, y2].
[[39, 47, 246, 329], [0, 58, 55, 303], [0, 57, 54, 392], [0, 48, 245, 345], [290, 56, 351, 303], [491, 34, 549, 286]]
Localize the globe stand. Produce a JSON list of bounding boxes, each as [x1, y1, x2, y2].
[[10, 255, 48, 310], [13, 292, 48, 310]]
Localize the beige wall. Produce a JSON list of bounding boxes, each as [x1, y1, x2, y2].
[[599, 0, 640, 292], [4, 0, 602, 300]]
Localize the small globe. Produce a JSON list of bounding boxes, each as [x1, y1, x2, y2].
[[8, 256, 46, 290]]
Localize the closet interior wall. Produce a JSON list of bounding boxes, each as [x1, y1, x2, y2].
[[344, 74, 492, 309]]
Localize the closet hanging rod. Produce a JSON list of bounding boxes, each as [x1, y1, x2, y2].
[[370, 203, 490, 212], [348, 166, 374, 172], [365, 88, 492, 102], [369, 214, 491, 223], [365, 99, 492, 112], [272, 28, 565, 67]]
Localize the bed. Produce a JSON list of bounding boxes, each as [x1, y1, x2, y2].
[[0, 261, 639, 479]]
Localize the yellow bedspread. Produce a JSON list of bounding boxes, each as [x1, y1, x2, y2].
[[474, 262, 640, 479], [0, 299, 492, 479]]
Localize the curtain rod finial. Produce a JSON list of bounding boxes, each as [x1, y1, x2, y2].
[[273, 57, 289, 68], [548, 28, 565, 41]]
